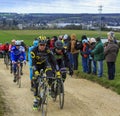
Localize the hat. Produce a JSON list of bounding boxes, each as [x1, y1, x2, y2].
[[82, 39, 88, 44], [107, 31, 115, 37], [90, 38, 96, 43], [107, 31, 115, 41]]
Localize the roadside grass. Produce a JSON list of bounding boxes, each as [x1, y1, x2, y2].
[[75, 52, 120, 95]]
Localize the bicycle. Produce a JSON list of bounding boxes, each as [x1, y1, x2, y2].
[[52, 67, 67, 109], [37, 69, 52, 116], [4, 52, 10, 69], [13, 61, 23, 88]]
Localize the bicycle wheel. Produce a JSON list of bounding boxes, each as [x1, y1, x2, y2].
[[16, 64, 21, 88], [5, 54, 9, 69], [37, 81, 42, 111], [52, 81, 58, 102], [58, 79, 64, 109], [41, 86, 48, 116]]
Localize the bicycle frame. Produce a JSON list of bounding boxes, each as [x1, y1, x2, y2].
[[15, 61, 23, 88], [37, 69, 51, 116]]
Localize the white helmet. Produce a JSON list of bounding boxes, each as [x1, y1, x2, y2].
[[15, 40, 21, 46], [63, 34, 68, 40], [11, 39, 16, 43]]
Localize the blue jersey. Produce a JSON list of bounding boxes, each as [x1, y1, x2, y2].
[[28, 40, 39, 66], [11, 46, 26, 62], [28, 46, 36, 66]]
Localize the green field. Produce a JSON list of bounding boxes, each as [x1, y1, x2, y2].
[[0, 30, 120, 115], [0, 30, 120, 45]]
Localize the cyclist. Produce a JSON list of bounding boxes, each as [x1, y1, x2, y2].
[[52, 40, 73, 82], [31, 35, 61, 110], [28, 39, 39, 91], [2, 42, 9, 63], [11, 40, 26, 82], [9, 39, 16, 73]]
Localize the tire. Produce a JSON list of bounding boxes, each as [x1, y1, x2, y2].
[[58, 79, 64, 109], [41, 86, 48, 116], [5, 54, 9, 69], [16, 64, 21, 88], [52, 82, 57, 102]]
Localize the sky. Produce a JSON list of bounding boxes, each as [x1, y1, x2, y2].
[[0, 0, 119, 14]]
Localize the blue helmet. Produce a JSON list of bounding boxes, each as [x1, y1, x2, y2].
[[33, 40, 39, 47]]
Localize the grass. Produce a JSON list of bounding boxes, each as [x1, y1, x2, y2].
[[75, 52, 120, 95], [0, 29, 120, 115]]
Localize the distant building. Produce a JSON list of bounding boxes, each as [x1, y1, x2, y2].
[[106, 26, 120, 31], [17, 24, 23, 30]]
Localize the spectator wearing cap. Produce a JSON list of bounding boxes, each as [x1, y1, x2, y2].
[[104, 32, 119, 80], [91, 37, 104, 77], [80, 39, 89, 73], [88, 38, 96, 74]]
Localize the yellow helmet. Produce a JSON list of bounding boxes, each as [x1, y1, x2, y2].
[[38, 35, 47, 44]]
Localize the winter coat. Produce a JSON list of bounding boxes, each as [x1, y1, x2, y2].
[[69, 34, 79, 54], [91, 40, 104, 61], [104, 41, 119, 62]]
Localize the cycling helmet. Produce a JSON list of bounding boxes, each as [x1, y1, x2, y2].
[[11, 39, 16, 43], [55, 40, 63, 50], [15, 40, 21, 46], [5, 42, 9, 45], [38, 35, 47, 44], [63, 34, 68, 40], [33, 40, 39, 47]]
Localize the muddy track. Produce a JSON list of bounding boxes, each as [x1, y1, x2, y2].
[[0, 59, 120, 116]]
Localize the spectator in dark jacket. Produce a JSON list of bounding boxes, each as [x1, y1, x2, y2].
[[104, 31, 119, 80], [91, 37, 104, 77]]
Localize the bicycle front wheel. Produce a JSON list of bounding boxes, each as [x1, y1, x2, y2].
[[58, 80, 64, 109], [41, 86, 48, 116]]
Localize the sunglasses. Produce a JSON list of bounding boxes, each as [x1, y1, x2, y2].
[[40, 44, 46, 46]]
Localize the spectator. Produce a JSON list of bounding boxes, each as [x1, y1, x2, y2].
[[91, 37, 104, 77], [88, 38, 97, 74], [69, 34, 79, 70], [107, 31, 117, 44], [81, 39, 89, 73], [104, 31, 119, 80]]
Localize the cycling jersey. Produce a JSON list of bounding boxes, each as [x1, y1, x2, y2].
[[31, 46, 59, 71], [11, 46, 26, 62]]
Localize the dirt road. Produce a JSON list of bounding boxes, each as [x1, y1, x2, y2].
[[0, 59, 120, 116]]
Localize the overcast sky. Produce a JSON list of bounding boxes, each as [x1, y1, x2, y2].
[[0, 0, 119, 13]]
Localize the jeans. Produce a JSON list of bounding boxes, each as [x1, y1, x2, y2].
[[92, 60, 97, 74], [97, 60, 103, 77], [88, 59, 96, 74], [107, 62, 115, 80], [82, 57, 89, 73], [73, 53, 79, 70], [68, 52, 74, 67]]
